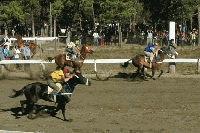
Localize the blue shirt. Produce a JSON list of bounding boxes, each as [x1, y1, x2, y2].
[[4, 48, 9, 57], [0, 47, 4, 59], [23, 47, 31, 56]]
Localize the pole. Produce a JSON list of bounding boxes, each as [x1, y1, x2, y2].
[[198, 7, 200, 46], [50, 3, 52, 37]]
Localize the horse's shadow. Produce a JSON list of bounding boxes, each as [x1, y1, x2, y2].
[[93, 71, 150, 82], [0, 104, 62, 120]]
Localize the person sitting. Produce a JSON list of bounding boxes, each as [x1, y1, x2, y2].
[[66, 42, 80, 61], [47, 67, 72, 101], [144, 43, 159, 68]]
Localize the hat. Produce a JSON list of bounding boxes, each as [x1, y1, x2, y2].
[[63, 67, 69, 73], [155, 43, 158, 46]]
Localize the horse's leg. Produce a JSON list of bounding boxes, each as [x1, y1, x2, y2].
[[151, 69, 156, 80], [27, 103, 37, 119], [158, 70, 164, 78], [20, 100, 27, 115], [59, 102, 69, 121]]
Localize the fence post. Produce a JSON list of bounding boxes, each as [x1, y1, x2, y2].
[[197, 58, 200, 74], [94, 62, 97, 72], [54, 38, 57, 51]]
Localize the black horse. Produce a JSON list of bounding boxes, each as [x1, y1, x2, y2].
[[9, 72, 91, 121]]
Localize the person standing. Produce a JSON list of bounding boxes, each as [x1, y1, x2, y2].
[[66, 29, 72, 44], [93, 30, 99, 46], [23, 43, 31, 71], [3, 45, 9, 59], [146, 30, 152, 45], [181, 31, 185, 48], [11, 46, 21, 70], [0, 43, 4, 60]]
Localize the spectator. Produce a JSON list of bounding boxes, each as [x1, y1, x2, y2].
[[191, 30, 196, 47], [65, 29, 72, 44], [100, 32, 105, 46], [76, 31, 83, 47], [140, 31, 145, 45], [152, 29, 157, 45], [160, 30, 167, 46], [23, 43, 31, 71], [3, 45, 9, 59], [93, 31, 99, 46], [181, 31, 185, 48], [146, 30, 152, 45], [0, 43, 4, 60], [3, 39, 11, 50], [10, 46, 21, 71]]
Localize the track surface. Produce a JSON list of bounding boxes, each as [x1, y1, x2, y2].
[[0, 76, 200, 133]]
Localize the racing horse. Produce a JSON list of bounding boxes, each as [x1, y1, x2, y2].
[[9, 72, 91, 121], [54, 45, 93, 73], [121, 47, 170, 80], [15, 35, 43, 58]]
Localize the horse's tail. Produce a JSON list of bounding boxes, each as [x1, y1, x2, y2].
[[121, 59, 132, 68], [9, 86, 26, 98]]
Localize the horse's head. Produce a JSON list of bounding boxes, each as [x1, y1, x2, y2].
[[68, 72, 91, 87], [82, 45, 93, 54]]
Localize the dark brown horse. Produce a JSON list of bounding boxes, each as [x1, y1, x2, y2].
[[54, 45, 93, 72], [15, 35, 43, 58], [121, 47, 170, 80]]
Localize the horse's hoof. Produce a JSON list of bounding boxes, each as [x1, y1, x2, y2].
[[153, 78, 156, 80], [27, 114, 36, 119], [18, 111, 23, 115], [64, 118, 73, 122]]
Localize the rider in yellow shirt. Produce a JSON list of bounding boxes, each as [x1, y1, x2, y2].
[[47, 67, 72, 95]]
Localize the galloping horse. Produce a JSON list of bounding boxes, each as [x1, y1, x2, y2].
[[9, 72, 91, 121], [15, 35, 43, 58], [121, 47, 170, 80], [54, 45, 93, 72]]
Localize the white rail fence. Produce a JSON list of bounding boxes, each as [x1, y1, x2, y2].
[[0, 59, 200, 72]]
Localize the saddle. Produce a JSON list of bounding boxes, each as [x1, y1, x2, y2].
[[65, 53, 79, 61], [48, 83, 62, 94]]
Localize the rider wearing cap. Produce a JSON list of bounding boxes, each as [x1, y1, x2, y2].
[[66, 42, 80, 61], [144, 43, 159, 68]]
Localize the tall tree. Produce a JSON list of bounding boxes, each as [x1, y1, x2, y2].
[[0, 1, 24, 35], [51, 0, 64, 37]]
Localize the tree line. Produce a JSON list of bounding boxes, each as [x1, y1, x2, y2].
[[0, 0, 199, 38]]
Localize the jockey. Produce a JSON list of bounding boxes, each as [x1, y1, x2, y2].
[[66, 41, 80, 61], [144, 43, 159, 68], [47, 67, 72, 101], [62, 67, 74, 92], [168, 39, 178, 59]]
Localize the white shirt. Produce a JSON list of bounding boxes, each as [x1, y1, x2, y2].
[[14, 48, 21, 58], [93, 32, 99, 38]]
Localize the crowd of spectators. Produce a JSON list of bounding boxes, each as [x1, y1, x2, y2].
[[139, 27, 199, 47]]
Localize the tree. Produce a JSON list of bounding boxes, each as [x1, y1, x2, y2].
[[51, 0, 64, 37], [0, 1, 24, 35], [100, 0, 143, 47]]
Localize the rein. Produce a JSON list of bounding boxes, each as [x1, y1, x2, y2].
[[65, 82, 72, 93]]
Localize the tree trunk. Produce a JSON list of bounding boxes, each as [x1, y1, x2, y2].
[[118, 23, 122, 48], [198, 6, 200, 45], [31, 13, 35, 37], [50, 3, 52, 37], [54, 16, 56, 37]]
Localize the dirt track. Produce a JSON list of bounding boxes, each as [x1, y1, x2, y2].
[[0, 75, 200, 133]]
